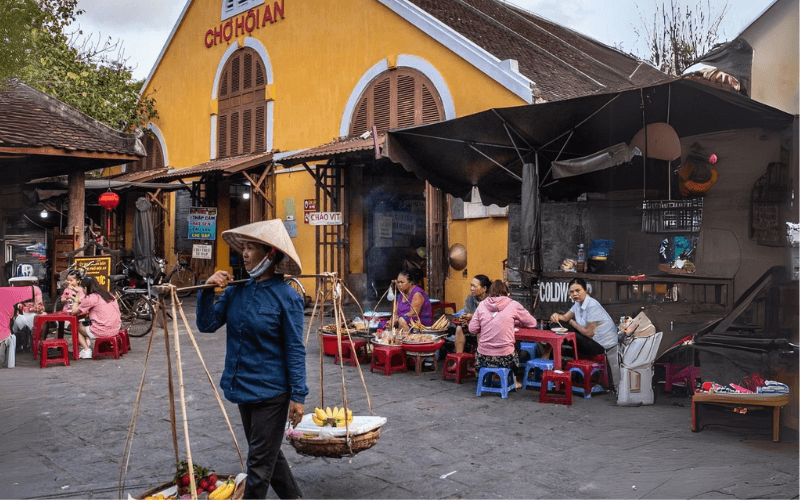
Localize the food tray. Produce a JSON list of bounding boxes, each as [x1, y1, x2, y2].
[[363, 311, 392, 319], [135, 473, 246, 500], [292, 414, 387, 437]]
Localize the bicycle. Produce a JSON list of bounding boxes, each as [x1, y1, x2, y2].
[[113, 277, 157, 338], [166, 248, 198, 298], [285, 276, 312, 308]]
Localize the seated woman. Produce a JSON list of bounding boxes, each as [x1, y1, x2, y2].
[[454, 274, 491, 353], [469, 280, 537, 389], [9, 276, 44, 352], [70, 276, 121, 359], [549, 277, 619, 392], [394, 267, 433, 332]]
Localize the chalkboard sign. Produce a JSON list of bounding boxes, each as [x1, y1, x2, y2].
[[174, 191, 193, 254]]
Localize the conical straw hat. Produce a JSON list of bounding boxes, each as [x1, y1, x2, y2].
[[221, 219, 302, 275]]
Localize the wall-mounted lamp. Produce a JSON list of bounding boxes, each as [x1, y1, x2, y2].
[[242, 191, 250, 200], [40, 210, 48, 219]]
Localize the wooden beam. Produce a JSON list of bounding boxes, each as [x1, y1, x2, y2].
[[147, 189, 169, 214], [242, 171, 274, 208], [0, 146, 139, 161]]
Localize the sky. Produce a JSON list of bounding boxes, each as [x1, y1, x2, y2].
[[69, 0, 775, 82]]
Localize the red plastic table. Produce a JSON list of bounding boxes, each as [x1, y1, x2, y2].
[[33, 313, 80, 361], [515, 328, 577, 370]]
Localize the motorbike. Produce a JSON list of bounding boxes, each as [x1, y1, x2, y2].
[[117, 249, 167, 290]]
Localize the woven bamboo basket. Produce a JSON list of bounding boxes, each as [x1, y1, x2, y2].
[[286, 427, 382, 458]]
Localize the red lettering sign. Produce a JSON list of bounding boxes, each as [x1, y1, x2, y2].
[[203, 1, 286, 47]]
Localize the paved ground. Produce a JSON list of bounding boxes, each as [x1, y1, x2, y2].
[[1, 296, 798, 499]]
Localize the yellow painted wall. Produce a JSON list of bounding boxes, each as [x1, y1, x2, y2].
[[445, 217, 508, 307], [275, 166, 319, 292], [143, 0, 525, 296]]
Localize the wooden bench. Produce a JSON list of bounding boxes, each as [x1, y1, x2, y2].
[[692, 392, 790, 442]]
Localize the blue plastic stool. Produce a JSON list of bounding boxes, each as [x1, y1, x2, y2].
[[521, 358, 554, 389], [519, 342, 539, 361], [476, 367, 516, 398]]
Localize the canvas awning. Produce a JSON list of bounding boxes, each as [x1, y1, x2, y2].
[[385, 78, 793, 206]]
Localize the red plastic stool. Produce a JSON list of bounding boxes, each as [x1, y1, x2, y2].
[[370, 344, 407, 376], [33, 313, 79, 360], [334, 339, 369, 366], [565, 359, 605, 398], [39, 339, 70, 368], [93, 336, 121, 360], [118, 329, 131, 355], [657, 363, 701, 395], [540, 369, 572, 405], [585, 353, 610, 388], [442, 353, 476, 384]]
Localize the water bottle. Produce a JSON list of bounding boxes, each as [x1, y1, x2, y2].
[[577, 243, 586, 262]]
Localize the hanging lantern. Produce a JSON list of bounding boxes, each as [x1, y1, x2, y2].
[[99, 190, 120, 210]]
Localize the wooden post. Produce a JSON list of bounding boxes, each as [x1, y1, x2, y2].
[[67, 171, 86, 254]]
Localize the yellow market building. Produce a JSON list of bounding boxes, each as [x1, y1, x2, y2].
[[128, 0, 665, 306]]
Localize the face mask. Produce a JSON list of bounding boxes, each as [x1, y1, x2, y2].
[[247, 247, 276, 278]]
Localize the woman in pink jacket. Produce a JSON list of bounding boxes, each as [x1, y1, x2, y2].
[[469, 280, 537, 389]]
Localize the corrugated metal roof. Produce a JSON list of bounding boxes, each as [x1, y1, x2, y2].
[[113, 167, 170, 182], [145, 151, 274, 182], [277, 135, 385, 166]]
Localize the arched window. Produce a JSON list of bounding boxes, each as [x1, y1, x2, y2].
[[349, 68, 444, 136], [218, 47, 267, 158], [128, 131, 164, 172]]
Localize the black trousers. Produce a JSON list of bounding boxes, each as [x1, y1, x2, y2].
[[238, 393, 303, 499]]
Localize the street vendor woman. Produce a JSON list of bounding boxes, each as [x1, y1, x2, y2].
[[394, 267, 433, 332], [550, 277, 620, 393], [197, 219, 307, 500]]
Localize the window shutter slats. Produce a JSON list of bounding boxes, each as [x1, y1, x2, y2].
[[349, 98, 369, 136], [231, 55, 240, 93], [243, 53, 253, 89], [348, 69, 443, 137], [242, 108, 252, 152], [218, 114, 228, 158], [255, 105, 265, 152], [373, 77, 391, 133], [396, 74, 416, 129], [216, 48, 268, 158], [421, 83, 441, 124], [230, 111, 240, 156]]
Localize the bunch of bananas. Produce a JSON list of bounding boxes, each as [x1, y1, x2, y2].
[[209, 479, 235, 500], [312, 406, 354, 427]]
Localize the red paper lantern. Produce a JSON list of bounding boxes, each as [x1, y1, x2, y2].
[[99, 191, 120, 210]]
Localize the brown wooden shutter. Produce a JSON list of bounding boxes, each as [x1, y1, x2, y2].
[[347, 68, 444, 137], [128, 131, 165, 172], [216, 47, 268, 158]]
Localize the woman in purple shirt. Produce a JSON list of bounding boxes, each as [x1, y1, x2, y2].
[[395, 267, 433, 331]]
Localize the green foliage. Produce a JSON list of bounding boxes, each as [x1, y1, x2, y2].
[[634, 0, 729, 75], [1, 0, 157, 131]]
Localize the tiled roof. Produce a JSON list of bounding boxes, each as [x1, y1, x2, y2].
[[0, 80, 145, 157], [145, 151, 274, 182], [277, 135, 385, 166], [408, 0, 669, 101]]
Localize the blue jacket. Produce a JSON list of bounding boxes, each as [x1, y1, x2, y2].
[[196, 276, 308, 405]]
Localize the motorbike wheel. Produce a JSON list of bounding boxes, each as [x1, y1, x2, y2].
[[168, 268, 198, 298], [120, 295, 155, 337]]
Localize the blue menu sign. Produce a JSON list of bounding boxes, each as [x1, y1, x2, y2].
[[188, 207, 217, 240]]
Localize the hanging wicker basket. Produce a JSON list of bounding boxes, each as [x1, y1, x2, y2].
[[286, 427, 382, 458], [136, 473, 244, 499]]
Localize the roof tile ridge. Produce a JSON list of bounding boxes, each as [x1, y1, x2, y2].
[[449, 0, 608, 88]]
